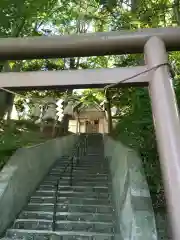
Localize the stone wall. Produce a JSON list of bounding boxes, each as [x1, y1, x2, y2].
[[0, 134, 77, 235], [104, 136, 157, 240]]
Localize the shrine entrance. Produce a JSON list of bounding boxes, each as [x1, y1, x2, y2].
[[0, 27, 180, 239], [86, 120, 99, 133]]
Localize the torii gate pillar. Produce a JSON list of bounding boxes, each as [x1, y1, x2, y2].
[[145, 36, 180, 240]]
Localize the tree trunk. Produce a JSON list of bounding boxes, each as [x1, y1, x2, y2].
[[106, 100, 113, 133], [131, 0, 139, 13], [61, 89, 73, 134], [4, 63, 21, 122], [0, 18, 26, 120], [174, 0, 180, 24], [61, 58, 76, 134], [61, 114, 71, 134], [105, 90, 113, 134], [6, 94, 15, 122]]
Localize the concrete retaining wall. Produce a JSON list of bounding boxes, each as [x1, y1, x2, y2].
[[104, 136, 157, 240], [0, 134, 77, 235]]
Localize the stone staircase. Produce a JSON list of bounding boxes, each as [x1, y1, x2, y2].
[[4, 134, 115, 240]]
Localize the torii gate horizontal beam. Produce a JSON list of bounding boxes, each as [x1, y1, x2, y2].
[[0, 66, 149, 90], [0, 27, 180, 60]]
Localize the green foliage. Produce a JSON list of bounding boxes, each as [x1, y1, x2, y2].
[[111, 88, 161, 191], [0, 120, 52, 170], [1, 0, 180, 213]]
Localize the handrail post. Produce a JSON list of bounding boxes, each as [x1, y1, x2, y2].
[[83, 136, 85, 156], [77, 143, 80, 165], [69, 156, 74, 186], [145, 36, 180, 240], [85, 134, 88, 154]]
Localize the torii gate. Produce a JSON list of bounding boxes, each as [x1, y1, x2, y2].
[[0, 27, 180, 239]]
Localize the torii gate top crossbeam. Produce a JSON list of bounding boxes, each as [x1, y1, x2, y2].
[[0, 27, 180, 60], [0, 66, 148, 90]]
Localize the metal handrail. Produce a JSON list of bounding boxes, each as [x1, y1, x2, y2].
[[52, 134, 88, 231], [69, 134, 88, 186], [52, 158, 72, 231]]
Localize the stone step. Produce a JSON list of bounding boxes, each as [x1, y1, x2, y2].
[[55, 212, 114, 223], [4, 135, 115, 239], [61, 173, 110, 178], [13, 219, 52, 230], [51, 163, 107, 168], [53, 163, 107, 167], [19, 211, 53, 220], [43, 175, 110, 183], [33, 190, 111, 199], [57, 197, 111, 206], [51, 173, 110, 178], [25, 203, 113, 214], [58, 185, 109, 191], [43, 174, 110, 182], [46, 172, 110, 178], [47, 172, 109, 176], [19, 211, 114, 223], [6, 229, 114, 240], [38, 185, 109, 192], [49, 170, 109, 175], [30, 196, 111, 205], [42, 179, 111, 185], [13, 219, 114, 234], [55, 221, 114, 233], [42, 184, 110, 190], [48, 170, 109, 176]]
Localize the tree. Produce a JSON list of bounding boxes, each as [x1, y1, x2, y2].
[[1, 0, 180, 207], [0, 0, 61, 119]]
